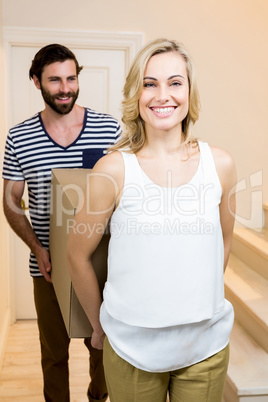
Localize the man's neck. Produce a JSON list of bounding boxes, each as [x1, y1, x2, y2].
[[41, 104, 85, 147], [41, 104, 84, 127]]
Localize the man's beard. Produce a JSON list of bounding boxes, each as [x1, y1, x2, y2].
[[40, 85, 79, 115]]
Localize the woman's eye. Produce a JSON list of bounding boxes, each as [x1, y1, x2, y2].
[[143, 82, 156, 88], [171, 81, 181, 86]]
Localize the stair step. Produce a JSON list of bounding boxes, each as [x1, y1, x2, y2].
[[225, 254, 268, 326], [224, 321, 268, 401], [233, 228, 268, 260], [231, 228, 268, 281], [225, 254, 268, 353]]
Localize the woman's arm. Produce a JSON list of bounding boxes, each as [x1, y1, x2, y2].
[[66, 151, 124, 349], [211, 147, 237, 271]]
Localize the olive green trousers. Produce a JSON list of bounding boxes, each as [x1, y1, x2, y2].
[[103, 337, 229, 402]]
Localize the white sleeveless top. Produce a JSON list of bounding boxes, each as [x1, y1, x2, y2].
[[100, 141, 234, 372]]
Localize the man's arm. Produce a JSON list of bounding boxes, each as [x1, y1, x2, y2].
[[3, 179, 52, 282]]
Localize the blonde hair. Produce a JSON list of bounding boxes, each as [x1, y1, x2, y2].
[[110, 38, 200, 153]]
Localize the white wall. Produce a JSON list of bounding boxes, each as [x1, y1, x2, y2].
[[0, 0, 10, 368]]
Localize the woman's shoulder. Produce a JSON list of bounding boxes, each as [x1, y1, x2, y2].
[[93, 150, 124, 171], [209, 145, 235, 171], [208, 145, 237, 190], [92, 150, 125, 188]]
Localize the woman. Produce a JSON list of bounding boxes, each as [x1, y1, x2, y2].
[[67, 38, 236, 402]]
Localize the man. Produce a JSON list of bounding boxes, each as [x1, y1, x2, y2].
[[2, 44, 121, 402]]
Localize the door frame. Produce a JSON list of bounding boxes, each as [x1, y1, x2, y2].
[[3, 27, 143, 129], [3, 27, 143, 322]]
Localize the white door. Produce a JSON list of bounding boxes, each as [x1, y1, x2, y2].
[[6, 36, 137, 319]]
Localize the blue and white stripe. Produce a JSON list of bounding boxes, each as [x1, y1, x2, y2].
[[2, 108, 121, 276]]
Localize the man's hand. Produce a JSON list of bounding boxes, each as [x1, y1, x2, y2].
[[35, 246, 52, 282]]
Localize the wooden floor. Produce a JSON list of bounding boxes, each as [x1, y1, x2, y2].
[[0, 320, 108, 402]]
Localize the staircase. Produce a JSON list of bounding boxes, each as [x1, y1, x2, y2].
[[223, 204, 268, 402]]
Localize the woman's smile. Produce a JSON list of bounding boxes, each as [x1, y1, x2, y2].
[[149, 106, 177, 117]]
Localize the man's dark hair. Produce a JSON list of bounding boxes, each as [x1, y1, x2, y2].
[[29, 43, 83, 81]]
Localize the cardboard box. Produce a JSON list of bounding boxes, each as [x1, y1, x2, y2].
[[49, 168, 109, 338]]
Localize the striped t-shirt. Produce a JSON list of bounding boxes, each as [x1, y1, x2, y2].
[[2, 107, 121, 276]]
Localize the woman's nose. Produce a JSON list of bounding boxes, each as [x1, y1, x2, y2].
[[155, 85, 169, 103]]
